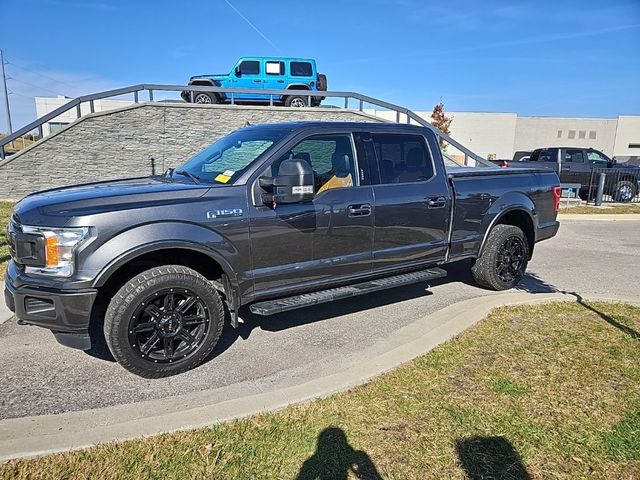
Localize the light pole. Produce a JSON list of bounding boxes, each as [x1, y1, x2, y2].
[[1, 49, 13, 136]]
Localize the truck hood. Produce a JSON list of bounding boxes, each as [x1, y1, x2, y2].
[[13, 177, 211, 227], [190, 74, 227, 81]]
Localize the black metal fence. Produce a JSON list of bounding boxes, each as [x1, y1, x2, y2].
[[587, 167, 640, 204]]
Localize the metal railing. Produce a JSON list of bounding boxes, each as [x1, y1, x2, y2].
[[587, 167, 640, 204], [0, 83, 492, 166]]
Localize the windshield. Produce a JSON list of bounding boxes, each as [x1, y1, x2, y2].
[[173, 127, 291, 184]]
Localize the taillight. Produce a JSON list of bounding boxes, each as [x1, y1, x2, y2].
[[552, 186, 561, 212]]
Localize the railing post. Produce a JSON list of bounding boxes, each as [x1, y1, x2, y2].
[[231, 92, 235, 105], [76, 103, 81, 118], [344, 97, 348, 109], [148, 89, 154, 102], [0, 146, 4, 160], [190, 91, 194, 103], [89, 100, 95, 113], [308, 94, 311, 107], [595, 172, 606, 206], [396, 111, 400, 123], [269, 94, 273, 106], [358, 99, 363, 111], [38, 125, 43, 138], [134, 91, 139, 104]]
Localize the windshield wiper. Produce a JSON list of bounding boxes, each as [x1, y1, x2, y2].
[[174, 170, 202, 184]]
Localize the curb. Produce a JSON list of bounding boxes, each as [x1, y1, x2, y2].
[[1, 291, 638, 462], [558, 213, 640, 221], [0, 281, 13, 325]]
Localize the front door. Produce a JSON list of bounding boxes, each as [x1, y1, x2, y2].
[[368, 131, 451, 271], [249, 132, 374, 297], [231, 60, 264, 100], [561, 148, 590, 186]]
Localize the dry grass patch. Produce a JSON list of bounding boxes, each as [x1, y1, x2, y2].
[[0, 202, 13, 280], [1, 301, 639, 479]]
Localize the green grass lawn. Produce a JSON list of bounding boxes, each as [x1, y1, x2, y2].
[[560, 204, 640, 214], [2, 301, 639, 479], [0, 202, 13, 281]]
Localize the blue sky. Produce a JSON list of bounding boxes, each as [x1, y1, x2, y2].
[[0, 0, 639, 133]]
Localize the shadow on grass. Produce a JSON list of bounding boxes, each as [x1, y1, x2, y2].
[[456, 436, 531, 480], [562, 291, 639, 340], [295, 427, 382, 480]]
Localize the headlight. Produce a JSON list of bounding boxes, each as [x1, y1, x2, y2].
[[21, 226, 90, 277]]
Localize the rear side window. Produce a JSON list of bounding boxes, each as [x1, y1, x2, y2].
[[290, 61, 313, 77], [564, 149, 584, 163], [532, 149, 557, 162], [239, 61, 260, 75], [265, 61, 284, 75], [372, 134, 434, 184]]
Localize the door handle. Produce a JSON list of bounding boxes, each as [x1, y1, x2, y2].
[[253, 79, 262, 83], [277, 80, 285, 83], [427, 196, 447, 208], [348, 203, 371, 217]]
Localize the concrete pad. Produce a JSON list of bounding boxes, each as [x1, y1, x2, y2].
[[1, 291, 637, 462], [557, 214, 640, 221]]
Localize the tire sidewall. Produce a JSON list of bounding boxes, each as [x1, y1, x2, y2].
[[194, 92, 217, 104], [613, 181, 636, 203], [472, 225, 529, 291], [285, 95, 307, 107], [105, 267, 224, 377]]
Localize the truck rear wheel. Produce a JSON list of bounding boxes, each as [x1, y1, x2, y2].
[[104, 265, 224, 378], [471, 224, 529, 291]]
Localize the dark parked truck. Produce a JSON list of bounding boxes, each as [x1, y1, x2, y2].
[[4, 122, 560, 377], [499, 147, 640, 202]]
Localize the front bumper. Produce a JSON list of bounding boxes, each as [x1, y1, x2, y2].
[[4, 270, 97, 350]]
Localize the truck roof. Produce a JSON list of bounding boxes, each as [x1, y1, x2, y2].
[[238, 56, 317, 63]]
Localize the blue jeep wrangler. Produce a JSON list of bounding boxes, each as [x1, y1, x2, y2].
[[181, 57, 327, 107]]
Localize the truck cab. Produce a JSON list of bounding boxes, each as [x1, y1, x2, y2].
[[182, 57, 327, 107]]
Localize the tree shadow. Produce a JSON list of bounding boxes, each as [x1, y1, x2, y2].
[[295, 427, 382, 480], [456, 436, 531, 480], [561, 291, 639, 340]]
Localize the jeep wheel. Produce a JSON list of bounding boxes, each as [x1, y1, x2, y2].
[[193, 92, 218, 104], [285, 95, 307, 108], [104, 265, 224, 378], [471, 224, 529, 291], [612, 180, 637, 203]]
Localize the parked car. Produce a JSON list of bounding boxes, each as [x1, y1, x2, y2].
[[181, 57, 327, 107], [499, 147, 640, 202], [4, 121, 560, 377]]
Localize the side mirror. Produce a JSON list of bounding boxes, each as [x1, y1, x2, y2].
[[260, 158, 315, 206], [234, 66, 241, 77]]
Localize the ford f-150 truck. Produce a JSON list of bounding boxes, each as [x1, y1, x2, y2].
[[4, 122, 561, 377]]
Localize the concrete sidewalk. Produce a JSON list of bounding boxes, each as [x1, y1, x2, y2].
[[558, 213, 640, 221], [0, 281, 13, 325]]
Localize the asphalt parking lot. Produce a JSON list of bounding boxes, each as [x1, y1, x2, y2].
[[0, 218, 638, 420]]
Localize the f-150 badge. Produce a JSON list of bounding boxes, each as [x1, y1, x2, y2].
[[207, 208, 243, 219]]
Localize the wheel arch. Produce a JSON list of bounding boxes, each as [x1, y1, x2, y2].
[[187, 79, 224, 101], [478, 197, 536, 260]]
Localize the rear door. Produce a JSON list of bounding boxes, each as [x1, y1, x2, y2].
[[262, 60, 286, 99], [367, 129, 451, 272]]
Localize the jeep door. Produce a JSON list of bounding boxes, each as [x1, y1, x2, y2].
[[231, 59, 265, 100], [248, 130, 374, 297], [366, 130, 451, 271]]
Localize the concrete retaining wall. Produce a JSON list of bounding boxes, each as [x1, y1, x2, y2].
[[0, 103, 383, 200]]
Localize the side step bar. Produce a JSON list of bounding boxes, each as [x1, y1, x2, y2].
[[249, 267, 447, 316]]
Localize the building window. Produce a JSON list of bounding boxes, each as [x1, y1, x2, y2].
[[578, 130, 586, 139], [49, 122, 69, 134], [629, 144, 640, 149], [589, 131, 596, 140], [557, 130, 562, 138], [568, 130, 576, 139]]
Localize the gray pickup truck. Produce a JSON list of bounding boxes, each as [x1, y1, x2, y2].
[[4, 122, 560, 377]]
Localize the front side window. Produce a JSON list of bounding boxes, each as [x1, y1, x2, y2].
[[175, 127, 291, 184], [564, 149, 584, 163], [372, 134, 434, 184], [534, 149, 557, 162], [275, 134, 356, 193], [587, 150, 609, 164], [239, 60, 260, 75], [290, 61, 313, 77]]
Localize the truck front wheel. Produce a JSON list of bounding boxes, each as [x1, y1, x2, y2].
[[471, 224, 529, 291], [104, 265, 225, 378]]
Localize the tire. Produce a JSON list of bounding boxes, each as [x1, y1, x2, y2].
[[612, 180, 637, 203], [193, 92, 218, 104], [104, 265, 224, 378], [471, 224, 529, 291], [285, 94, 308, 107]]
